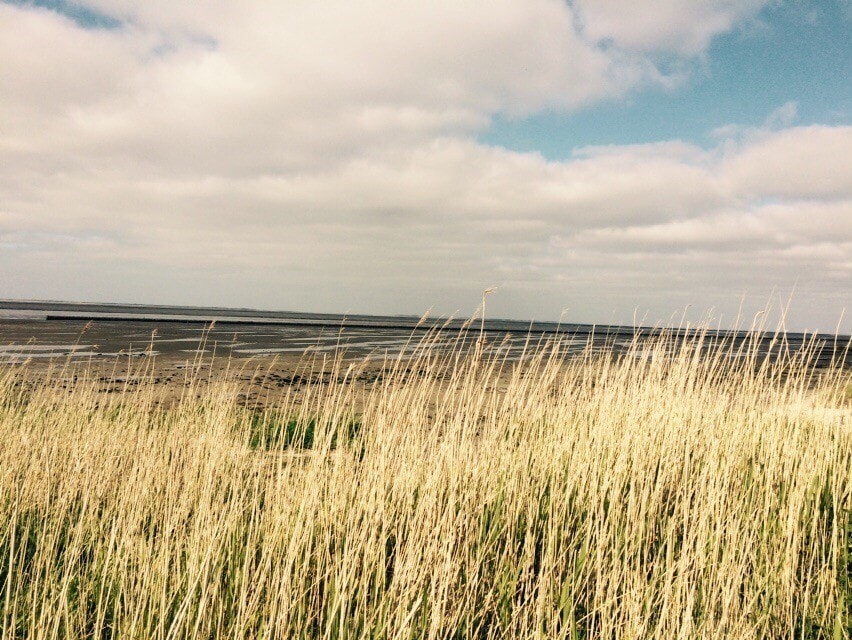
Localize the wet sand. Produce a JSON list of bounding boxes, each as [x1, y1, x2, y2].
[[0, 317, 472, 412], [0, 318, 423, 361], [11, 358, 366, 409], [2, 311, 848, 412]]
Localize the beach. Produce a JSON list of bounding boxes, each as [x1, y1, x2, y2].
[[0, 312, 849, 638]]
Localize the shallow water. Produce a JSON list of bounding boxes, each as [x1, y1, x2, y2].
[[0, 302, 848, 367]]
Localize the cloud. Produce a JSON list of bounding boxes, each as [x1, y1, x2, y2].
[[0, 0, 848, 331], [762, 101, 799, 129], [2, 0, 752, 176], [572, 0, 769, 55], [3, 120, 849, 325], [721, 125, 852, 200]]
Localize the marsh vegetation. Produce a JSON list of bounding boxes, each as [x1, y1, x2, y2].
[[0, 328, 850, 638]]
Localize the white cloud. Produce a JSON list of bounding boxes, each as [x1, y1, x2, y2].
[[721, 126, 852, 200], [762, 101, 798, 129], [572, 0, 769, 55], [0, 0, 849, 331]]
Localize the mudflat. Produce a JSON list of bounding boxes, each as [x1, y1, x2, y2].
[[2, 313, 849, 413], [0, 317, 488, 412]]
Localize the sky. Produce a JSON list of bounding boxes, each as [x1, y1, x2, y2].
[[0, 0, 850, 332]]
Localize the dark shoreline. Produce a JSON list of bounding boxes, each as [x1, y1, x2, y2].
[[1, 300, 850, 369]]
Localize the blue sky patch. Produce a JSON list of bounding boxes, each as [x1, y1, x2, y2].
[[481, 0, 851, 157], [4, 0, 121, 29]]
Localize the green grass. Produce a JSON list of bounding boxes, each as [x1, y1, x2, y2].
[[242, 409, 362, 450]]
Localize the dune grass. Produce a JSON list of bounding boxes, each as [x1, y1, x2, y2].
[[0, 327, 850, 639]]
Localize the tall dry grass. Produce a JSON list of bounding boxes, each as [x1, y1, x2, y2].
[[0, 328, 850, 639]]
